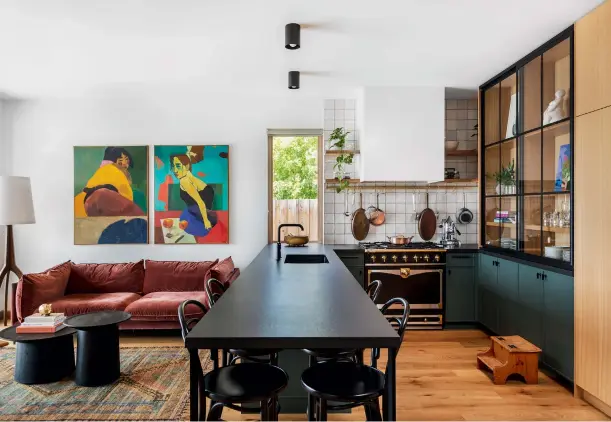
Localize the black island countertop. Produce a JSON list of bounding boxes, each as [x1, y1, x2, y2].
[[186, 243, 399, 350]]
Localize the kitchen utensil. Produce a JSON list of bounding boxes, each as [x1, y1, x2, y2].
[[417, 192, 437, 241], [457, 192, 474, 224], [284, 234, 309, 246], [351, 192, 370, 241], [386, 235, 414, 245], [343, 190, 350, 217], [368, 193, 386, 226]]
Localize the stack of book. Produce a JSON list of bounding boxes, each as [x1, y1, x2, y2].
[[16, 313, 66, 334], [494, 211, 517, 224]]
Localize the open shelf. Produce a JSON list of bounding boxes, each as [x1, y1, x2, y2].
[[325, 150, 360, 155], [324, 178, 479, 189], [446, 149, 478, 157], [525, 224, 570, 233]]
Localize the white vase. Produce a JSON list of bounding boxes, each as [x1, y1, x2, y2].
[[496, 184, 501, 195]]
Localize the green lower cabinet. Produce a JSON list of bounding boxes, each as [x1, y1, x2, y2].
[[478, 284, 499, 333], [496, 258, 519, 335], [516, 264, 544, 348], [446, 265, 475, 322], [543, 270, 574, 381]]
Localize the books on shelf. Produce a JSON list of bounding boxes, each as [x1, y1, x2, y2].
[[17, 312, 66, 334]]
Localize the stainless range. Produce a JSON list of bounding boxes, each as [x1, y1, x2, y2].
[[360, 241, 446, 329]]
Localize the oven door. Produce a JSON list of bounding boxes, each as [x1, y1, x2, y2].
[[366, 267, 443, 309]]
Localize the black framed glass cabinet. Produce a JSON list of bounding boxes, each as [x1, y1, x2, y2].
[[480, 27, 573, 270]]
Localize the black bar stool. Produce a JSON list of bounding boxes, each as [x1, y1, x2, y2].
[[206, 278, 282, 366], [179, 299, 288, 421], [300, 297, 409, 421]]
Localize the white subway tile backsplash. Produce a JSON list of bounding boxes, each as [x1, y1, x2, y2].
[[324, 99, 335, 110], [344, 109, 355, 120], [456, 100, 467, 109], [324, 119, 335, 130], [345, 120, 355, 131], [468, 99, 478, 110], [334, 109, 345, 120], [468, 110, 478, 120], [324, 214, 334, 224], [345, 99, 356, 109], [396, 203, 406, 214], [334, 99, 345, 109], [334, 119, 345, 130], [324, 109, 335, 120]]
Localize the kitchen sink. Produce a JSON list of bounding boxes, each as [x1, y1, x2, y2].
[[284, 254, 329, 264]]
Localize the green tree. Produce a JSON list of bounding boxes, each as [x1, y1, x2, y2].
[[273, 136, 318, 199]]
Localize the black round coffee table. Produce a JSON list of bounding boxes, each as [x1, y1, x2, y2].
[[64, 311, 131, 387], [0, 325, 76, 384]]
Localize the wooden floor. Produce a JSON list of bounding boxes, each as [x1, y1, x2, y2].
[[116, 329, 606, 421]]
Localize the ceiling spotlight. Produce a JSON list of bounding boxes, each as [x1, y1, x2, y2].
[[288, 71, 300, 89], [285, 23, 300, 49]]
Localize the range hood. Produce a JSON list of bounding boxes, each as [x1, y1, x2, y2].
[[357, 86, 445, 182]]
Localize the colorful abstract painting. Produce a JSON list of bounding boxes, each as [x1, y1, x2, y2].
[[555, 144, 570, 191], [154, 145, 229, 244], [74, 146, 149, 244]]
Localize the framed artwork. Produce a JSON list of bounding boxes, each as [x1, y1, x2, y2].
[[153, 145, 229, 244], [74, 146, 149, 244], [555, 144, 570, 191]]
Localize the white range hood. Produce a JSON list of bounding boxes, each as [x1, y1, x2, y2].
[[357, 86, 445, 182]]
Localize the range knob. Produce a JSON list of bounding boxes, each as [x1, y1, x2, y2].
[[381, 255, 387, 263], [402, 255, 408, 262], [392, 255, 398, 263], [370, 255, 376, 263], [413, 255, 419, 263], [424, 254, 430, 262], [434, 254, 441, 263]]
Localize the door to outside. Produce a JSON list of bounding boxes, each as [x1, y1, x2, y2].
[[268, 135, 322, 243]]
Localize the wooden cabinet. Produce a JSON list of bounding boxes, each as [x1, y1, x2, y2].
[[446, 253, 476, 323], [575, 107, 611, 406], [497, 259, 519, 335], [576, 0, 611, 116]]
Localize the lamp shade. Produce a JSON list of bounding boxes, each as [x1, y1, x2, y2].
[[0, 176, 36, 225]]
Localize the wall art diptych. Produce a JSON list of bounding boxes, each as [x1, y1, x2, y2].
[[154, 145, 229, 244], [74, 146, 149, 244]]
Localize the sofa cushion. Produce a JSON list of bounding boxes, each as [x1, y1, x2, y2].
[[210, 257, 236, 285], [125, 291, 208, 321], [50, 292, 141, 316], [66, 260, 145, 294], [143, 260, 218, 294], [16, 261, 71, 322]]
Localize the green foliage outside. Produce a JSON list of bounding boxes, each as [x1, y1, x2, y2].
[[273, 136, 318, 200]]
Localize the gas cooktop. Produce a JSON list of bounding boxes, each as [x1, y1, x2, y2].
[[359, 241, 444, 250]]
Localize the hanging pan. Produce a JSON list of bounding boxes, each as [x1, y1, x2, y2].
[[457, 192, 474, 224], [368, 192, 386, 226], [417, 192, 437, 241], [351, 192, 370, 241]]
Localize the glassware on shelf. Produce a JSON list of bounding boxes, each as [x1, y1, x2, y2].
[[543, 212, 552, 226]]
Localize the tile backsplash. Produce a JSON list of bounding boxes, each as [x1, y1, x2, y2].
[[323, 98, 480, 245]]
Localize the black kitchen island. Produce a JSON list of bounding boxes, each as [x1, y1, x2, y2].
[[185, 243, 400, 421]]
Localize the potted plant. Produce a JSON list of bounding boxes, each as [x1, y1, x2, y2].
[[489, 159, 516, 195], [329, 127, 354, 193]]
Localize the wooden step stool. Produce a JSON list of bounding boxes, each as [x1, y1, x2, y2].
[[477, 335, 541, 385]]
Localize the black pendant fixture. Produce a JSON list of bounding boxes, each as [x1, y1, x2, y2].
[[288, 71, 300, 89], [285, 23, 300, 49]]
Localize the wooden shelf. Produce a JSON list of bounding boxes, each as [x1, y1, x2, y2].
[[324, 178, 479, 189], [446, 149, 478, 157], [486, 222, 517, 228], [441, 178, 478, 183], [525, 224, 570, 233], [325, 150, 360, 155]]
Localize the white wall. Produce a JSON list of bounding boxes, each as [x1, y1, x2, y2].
[[9, 87, 356, 273]]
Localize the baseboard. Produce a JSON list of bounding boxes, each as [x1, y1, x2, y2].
[[577, 386, 611, 418]]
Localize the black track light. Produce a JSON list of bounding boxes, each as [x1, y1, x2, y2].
[[288, 71, 300, 89], [285, 23, 300, 50]]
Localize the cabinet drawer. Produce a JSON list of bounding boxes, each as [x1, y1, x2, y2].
[[334, 250, 364, 266], [447, 254, 475, 267]]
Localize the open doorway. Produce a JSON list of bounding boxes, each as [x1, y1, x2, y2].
[[268, 132, 323, 243]]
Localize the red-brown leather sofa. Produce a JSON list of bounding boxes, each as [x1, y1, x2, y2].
[[11, 257, 239, 329]]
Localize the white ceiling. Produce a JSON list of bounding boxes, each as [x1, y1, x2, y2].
[[0, 0, 603, 97]]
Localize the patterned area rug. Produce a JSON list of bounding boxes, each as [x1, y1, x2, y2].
[[0, 346, 211, 421]]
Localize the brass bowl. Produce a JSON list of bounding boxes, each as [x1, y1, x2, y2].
[[284, 234, 309, 246]]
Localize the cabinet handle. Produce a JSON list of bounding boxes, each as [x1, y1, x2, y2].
[[452, 255, 471, 259], [543, 273, 547, 280], [536, 272, 541, 279], [448, 269, 452, 275]]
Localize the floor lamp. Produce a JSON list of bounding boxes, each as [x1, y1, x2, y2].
[[0, 176, 36, 325]]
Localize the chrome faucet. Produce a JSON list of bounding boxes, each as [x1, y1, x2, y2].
[[277, 224, 304, 261]]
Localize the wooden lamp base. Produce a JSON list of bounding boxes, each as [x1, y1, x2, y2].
[[1, 225, 23, 326]]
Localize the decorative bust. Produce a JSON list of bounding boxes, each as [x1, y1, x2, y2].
[[543, 89, 566, 125], [38, 303, 53, 316]]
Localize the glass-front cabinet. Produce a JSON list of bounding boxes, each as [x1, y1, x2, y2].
[[481, 28, 573, 269]]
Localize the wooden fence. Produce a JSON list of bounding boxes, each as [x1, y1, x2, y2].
[[272, 199, 319, 242]]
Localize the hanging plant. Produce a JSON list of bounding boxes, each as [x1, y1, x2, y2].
[[329, 127, 354, 193]]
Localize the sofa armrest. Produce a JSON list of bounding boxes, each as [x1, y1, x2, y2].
[[11, 281, 18, 325]]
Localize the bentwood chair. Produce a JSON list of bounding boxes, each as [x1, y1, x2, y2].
[[178, 299, 288, 421], [301, 297, 410, 422], [365, 280, 382, 302], [205, 278, 281, 366]]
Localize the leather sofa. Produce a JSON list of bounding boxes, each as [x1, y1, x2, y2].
[[11, 257, 238, 329]]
